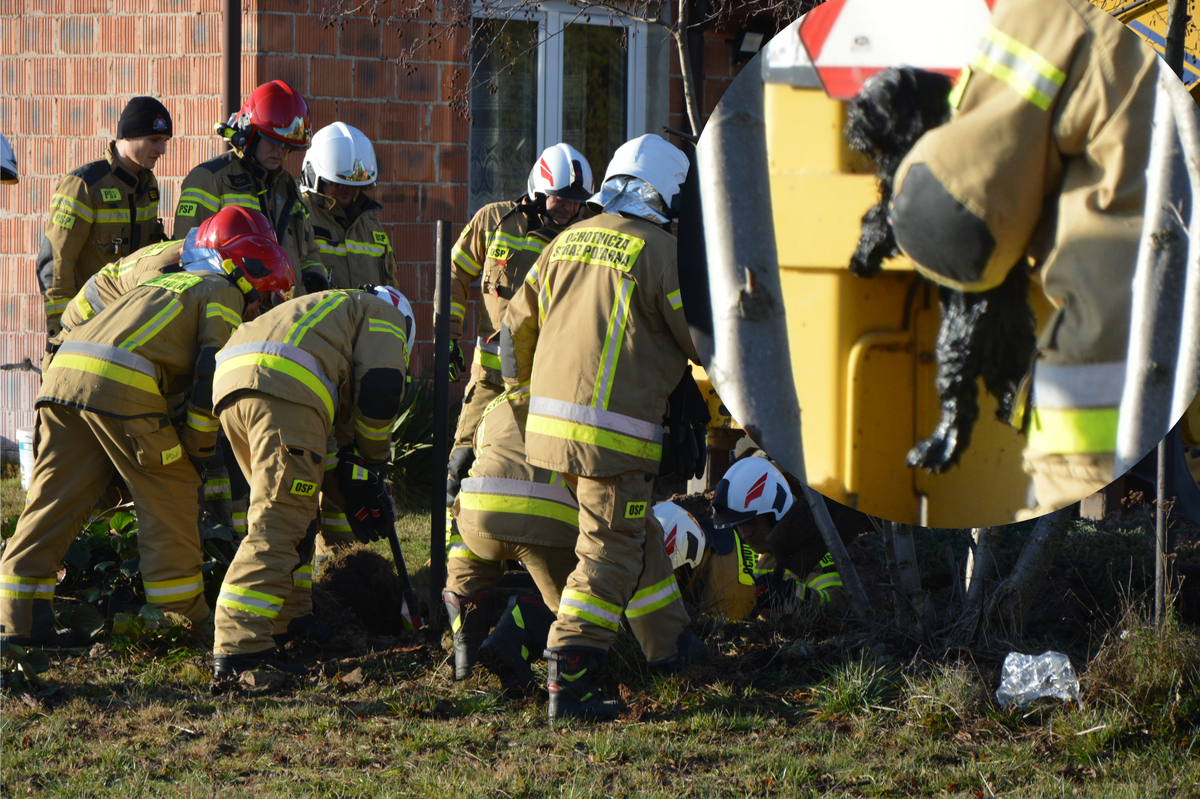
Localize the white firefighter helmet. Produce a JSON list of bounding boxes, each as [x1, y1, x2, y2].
[[601, 134, 689, 209], [301, 122, 378, 189], [527, 143, 594, 202], [653, 501, 708, 571], [711, 457, 794, 529], [1, 134, 16, 184], [369, 286, 415, 358]]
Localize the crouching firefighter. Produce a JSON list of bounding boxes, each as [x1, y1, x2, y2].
[[209, 286, 413, 677], [442, 144, 594, 507], [0, 207, 294, 646], [709, 458, 846, 615], [501, 134, 702, 721], [444, 386, 705, 697]]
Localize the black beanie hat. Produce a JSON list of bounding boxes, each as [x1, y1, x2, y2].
[[117, 97, 173, 139]]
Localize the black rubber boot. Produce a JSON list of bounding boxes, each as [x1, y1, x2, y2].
[[273, 613, 332, 648], [212, 647, 306, 679], [443, 589, 492, 680], [648, 629, 707, 674], [0, 600, 94, 649], [546, 648, 623, 722], [478, 595, 555, 696]]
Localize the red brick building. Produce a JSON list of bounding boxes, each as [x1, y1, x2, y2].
[[0, 0, 755, 459]]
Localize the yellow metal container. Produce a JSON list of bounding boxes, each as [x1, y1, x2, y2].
[[764, 85, 1052, 526], [1107, 0, 1200, 103]]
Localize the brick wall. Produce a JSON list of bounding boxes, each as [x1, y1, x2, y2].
[[0, 0, 471, 459]]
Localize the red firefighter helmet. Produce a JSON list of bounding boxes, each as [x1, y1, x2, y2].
[[195, 206, 295, 306], [236, 80, 312, 149]]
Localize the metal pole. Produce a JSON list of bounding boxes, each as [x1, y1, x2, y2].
[[430, 221, 452, 634], [1156, 438, 1167, 627], [221, 0, 241, 122]]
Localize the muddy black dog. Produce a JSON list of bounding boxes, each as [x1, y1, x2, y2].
[[845, 67, 1037, 473]]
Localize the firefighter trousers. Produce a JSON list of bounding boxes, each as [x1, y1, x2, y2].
[[449, 498, 689, 663], [215, 392, 325, 655], [1017, 449, 1114, 521], [452, 378, 506, 452], [1, 403, 208, 638], [543, 473, 689, 660]]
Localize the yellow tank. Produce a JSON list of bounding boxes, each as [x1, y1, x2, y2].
[[1106, 0, 1200, 103]]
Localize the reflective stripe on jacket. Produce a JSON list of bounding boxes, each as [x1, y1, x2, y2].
[[212, 290, 409, 464], [54, 240, 184, 349], [445, 201, 562, 386], [36, 142, 166, 328], [38, 271, 244, 458], [504, 213, 699, 477], [302, 191, 397, 290], [453, 387, 579, 548], [174, 150, 326, 292]]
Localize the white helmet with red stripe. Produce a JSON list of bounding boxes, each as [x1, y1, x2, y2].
[[653, 501, 708, 571], [711, 457, 794, 529], [527, 143, 594, 202], [367, 285, 415, 358]]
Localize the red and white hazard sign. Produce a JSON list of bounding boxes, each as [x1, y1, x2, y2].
[[799, 0, 997, 99]]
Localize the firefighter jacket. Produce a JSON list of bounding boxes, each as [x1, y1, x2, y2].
[[301, 190, 397, 290], [502, 213, 699, 477], [212, 291, 409, 466], [174, 150, 327, 293], [453, 386, 580, 548], [36, 142, 166, 334], [38, 271, 245, 463], [448, 200, 560, 385], [55, 239, 184, 348], [891, 0, 1157, 456]]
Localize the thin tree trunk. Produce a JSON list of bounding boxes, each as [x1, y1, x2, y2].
[[892, 522, 934, 636], [801, 485, 874, 624], [673, 0, 704, 136], [963, 527, 997, 612], [881, 521, 915, 633], [1165, 0, 1189, 78], [983, 507, 1073, 638]]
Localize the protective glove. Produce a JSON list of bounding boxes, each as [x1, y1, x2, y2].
[[336, 444, 395, 543], [660, 367, 711, 479], [446, 446, 475, 507], [302, 270, 330, 295], [448, 339, 467, 382], [753, 573, 803, 612]]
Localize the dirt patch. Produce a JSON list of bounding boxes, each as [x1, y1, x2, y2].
[[316, 547, 412, 635]]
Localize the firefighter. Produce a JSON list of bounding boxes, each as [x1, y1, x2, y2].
[[298, 121, 399, 565], [176, 80, 329, 536], [709, 457, 845, 615], [444, 144, 594, 507], [175, 80, 328, 296], [0, 207, 294, 646], [2, 133, 16, 183], [46, 237, 188, 366], [36, 97, 172, 348], [299, 122, 397, 290], [209, 286, 413, 677], [889, 0, 1160, 518], [444, 387, 703, 695], [500, 133, 696, 720]]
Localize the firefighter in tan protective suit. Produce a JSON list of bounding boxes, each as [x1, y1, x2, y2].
[[175, 80, 327, 296], [36, 97, 171, 345], [46, 238, 187, 365], [501, 134, 697, 720], [298, 122, 399, 564], [209, 287, 413, 677], [443, 387, 704, 695], [0, 207, 294, 646], [443, 144, 594, 506], [890, 0, 1161, 518]]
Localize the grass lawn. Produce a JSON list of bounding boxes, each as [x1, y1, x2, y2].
[[1, 478, 1198, 798]]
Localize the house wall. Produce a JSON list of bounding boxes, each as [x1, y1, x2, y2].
[[0, 0, 472, 459]]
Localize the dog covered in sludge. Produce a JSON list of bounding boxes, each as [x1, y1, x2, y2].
[[844, 67, 1037, 473]]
